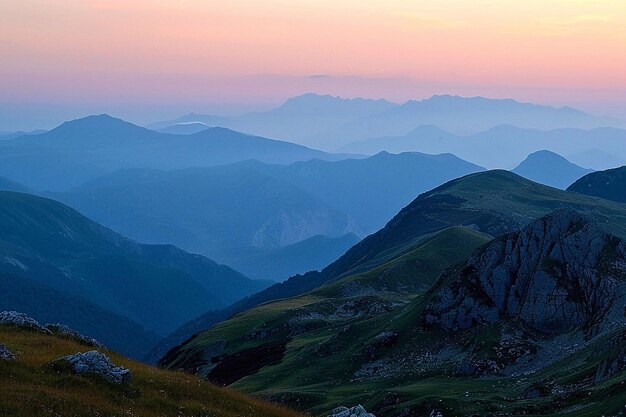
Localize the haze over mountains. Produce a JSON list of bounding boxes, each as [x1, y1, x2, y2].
[[2, 92, 626, 416], [52, 151, 483, 280], [0, 114, 343, 191], [340, 124, 626, 170], [150, 93, 623, 152]]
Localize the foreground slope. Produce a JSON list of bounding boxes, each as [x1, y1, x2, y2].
[[568, 165, 626, 203], [0, 191, 268, 357], [163, 210, 626, 416], [151, 170, 626, 362], [0, 321, 302, 417]]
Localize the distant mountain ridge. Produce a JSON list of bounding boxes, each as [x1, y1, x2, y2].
[[341, 124, 626, 169], [148, 93, 621, 150], [512, 150, 593, 189], [0, 114, 343, 191]]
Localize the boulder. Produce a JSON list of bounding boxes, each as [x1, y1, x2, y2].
[[55, 350, 131, 384], [0, 343, 15, 361], [327, 405, 376, 417], [0, 311, 51, 334]]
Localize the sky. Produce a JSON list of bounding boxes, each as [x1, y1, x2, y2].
[[1, 0, 625, 130]]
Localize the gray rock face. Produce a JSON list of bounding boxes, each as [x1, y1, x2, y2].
[[56, 350, 131, 384], [425, 209, 626, 334], [327, 405, 376, 417], [45, 324, 104, 348], [0, 343, 15, 360], [0, 311, 51, 334]]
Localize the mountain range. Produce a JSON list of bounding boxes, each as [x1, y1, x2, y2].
[[150, 94, 623, 150], [160, 170, 626, 416], [52, 152, 483, 280], [0, 114, 346, 191], [340, 124, 626, 170]]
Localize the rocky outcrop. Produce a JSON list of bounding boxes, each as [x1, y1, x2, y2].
[[0, 311, 51, 334], [55, 350, 131, 384], [425, 209, 626, 334], [326, 405, 376, 417], [0, 343, 15, 360], [45, 324, 104, 348]]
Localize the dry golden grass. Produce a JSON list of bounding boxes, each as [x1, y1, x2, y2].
[[0, 325, 306, 417]]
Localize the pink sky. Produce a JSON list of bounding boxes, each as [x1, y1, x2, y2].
[[1, 0, 625, 127]]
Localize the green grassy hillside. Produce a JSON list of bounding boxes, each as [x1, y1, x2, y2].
[[568, 166, 626, 203], [0, 324, 302, 417]]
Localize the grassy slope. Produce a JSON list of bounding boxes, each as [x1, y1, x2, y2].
[[0, 325, 303, 417], [568, 166, 626, 203], [162, 228, 490, 382]]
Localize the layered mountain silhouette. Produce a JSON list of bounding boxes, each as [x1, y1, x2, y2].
[[149, 94, 621, 150], [0, 114, 343, 190], [0, 191, 268, 357], [512, 150, 593, 189], [341, 125, 626, 169], [53, 152, 482, 280], [568, 165, 626, 202], [149, 94, 397, 148]]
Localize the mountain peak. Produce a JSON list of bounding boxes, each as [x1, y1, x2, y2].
[[51, 114, 146, 135], [512, 150, 592, 189]]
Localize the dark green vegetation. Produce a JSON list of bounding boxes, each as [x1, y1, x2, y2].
[[162, 171, 626, 416], [568, 165, 626, 203], [0, 191, 268, 358], [54, 151, 482, 280], [512, 150, 593, 189], [0, 114, 340, 190], [0, 323, 303, 417]]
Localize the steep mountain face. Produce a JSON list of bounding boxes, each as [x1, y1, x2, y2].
[[162, 208, 626, 417], [0, 114, 338, 190], [425, 209, 624, 334], [152, 170, 626, 364], [512, 150, 593, 189], [568, 166, 626, 203], [341, 125, 626, 170], [0, 191, 268, 357]]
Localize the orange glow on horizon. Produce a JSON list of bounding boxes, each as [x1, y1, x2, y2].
[[1, 0, 625, 113]]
